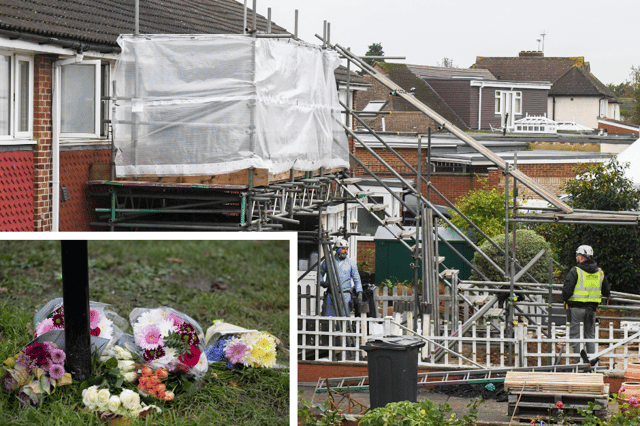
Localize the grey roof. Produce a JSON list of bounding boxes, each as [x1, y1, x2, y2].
[[407, 64, 496, 81], [334, 66, 370, 87], [472, 54, 586, 83], [0, 0, 288, 51], [549, 66, 619, 101]]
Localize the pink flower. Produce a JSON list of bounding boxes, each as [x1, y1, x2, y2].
[[49, 364, 65, 380], [530, 420, 535, 425], [630, 396, 638, 407], [620, 386, 626, 393], [139, 324, 164, 350], [35, 318, 57, 337], [50, 348, 66, 364], [225, 341, 249, 364], [167, 313, 185, 328], [556, 401, 564, 410], [89, 309, 102, 328]]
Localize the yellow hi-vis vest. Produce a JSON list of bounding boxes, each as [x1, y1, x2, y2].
[[568, 267, 604, 304]]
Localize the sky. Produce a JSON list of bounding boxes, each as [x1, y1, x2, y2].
[[254, 0, 640, 85]]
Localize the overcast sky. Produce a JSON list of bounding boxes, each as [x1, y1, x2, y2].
[[254, 0, 640, 85]]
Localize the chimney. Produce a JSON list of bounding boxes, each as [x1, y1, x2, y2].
[[519, 51, 544, 57]]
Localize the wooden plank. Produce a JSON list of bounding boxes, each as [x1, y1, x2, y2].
[[505, 372, 606, 395]]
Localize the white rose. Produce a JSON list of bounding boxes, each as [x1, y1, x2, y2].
[[118, 360, 135, 372], [82, 386, 99, 409], [119, 389, 141, 411], [108, 395, 121, 413], [97, 388, 111, 408], [123, 371, 138, 383], [117, 347, 133, 360]]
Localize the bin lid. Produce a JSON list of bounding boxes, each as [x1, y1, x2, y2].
[[360, 335, 426, 351]]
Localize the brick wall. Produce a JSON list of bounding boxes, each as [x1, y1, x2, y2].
[[356, 240, 376, 272], [0, 151, 34, 231], [32, 55, 54, 231], [487, 162, 584, 199], [59, 149, 111, 231]]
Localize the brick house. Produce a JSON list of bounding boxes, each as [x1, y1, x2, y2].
[[473, 51, 621, 130]]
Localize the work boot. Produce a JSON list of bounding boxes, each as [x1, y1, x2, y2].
[[580, 349, 589, 364]]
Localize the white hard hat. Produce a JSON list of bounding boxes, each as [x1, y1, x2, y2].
[[576, 245, 593, 257], [335, 238, 349, 249]]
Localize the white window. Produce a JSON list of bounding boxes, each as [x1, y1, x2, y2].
[[60, 60, 101, 138], [495, 90, 522, 115], [514, 91, 522, 115], [0, 53, 33, 142], [495, 91, 502, 114]]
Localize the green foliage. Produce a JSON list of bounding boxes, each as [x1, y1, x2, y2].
[[449, 180, 507, 245], [298, 395, 356, 425], [538, 159, 640, 293], [631, 65, 640, 125], [358, 398, 481, 426], [363, 42, 385, 68], [357, 249, 374, 272], [472, 229, 553, 283]]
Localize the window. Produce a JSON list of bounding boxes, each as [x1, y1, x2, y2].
[[358, 196, 385, 236], [495, 90, 522, 115], [0, 54, 33, 141]]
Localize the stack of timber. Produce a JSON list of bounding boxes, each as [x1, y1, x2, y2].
[[505, 372, 609, 420]]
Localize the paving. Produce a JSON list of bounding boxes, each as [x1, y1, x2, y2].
[[298, 381, 617, 425]]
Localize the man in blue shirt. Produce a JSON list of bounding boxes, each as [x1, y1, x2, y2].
[[321, 238, 363, 317]]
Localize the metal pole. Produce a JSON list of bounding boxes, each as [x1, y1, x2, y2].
[[61, 240, 92, 380], [135, 0, 139, 35], [413, 135, 422, 330], [294, 9, 298, 39]]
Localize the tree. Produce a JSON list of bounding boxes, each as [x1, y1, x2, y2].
[[437, 57, 455, 68], [448, 180, 507, 245], [631, 65, 640, 124], [540, 159, 640, 293], [363, 42, 385, 68]]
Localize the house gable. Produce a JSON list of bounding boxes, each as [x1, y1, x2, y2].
[[550, 66, 619, 101]]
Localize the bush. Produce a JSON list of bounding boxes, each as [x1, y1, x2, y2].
[[448, 179, 507, 245], [358, 398, 481, 426], [472, 229, 553, 283]]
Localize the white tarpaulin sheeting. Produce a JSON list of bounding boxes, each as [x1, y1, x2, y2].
[[113, 34, 349, 177], [617, 138, 640, 186]]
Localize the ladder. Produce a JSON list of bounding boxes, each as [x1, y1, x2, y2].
[[315, 363, 596, 393]]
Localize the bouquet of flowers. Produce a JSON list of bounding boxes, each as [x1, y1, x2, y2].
[[204, 321, 278, 369], [0, 341, 72, 406], [82, 385, 161, 419], [129, 307, 208, 379], [33, 298, 127, 356]]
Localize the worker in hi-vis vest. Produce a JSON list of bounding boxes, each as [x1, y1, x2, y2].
[[562, 245, 610, 363]]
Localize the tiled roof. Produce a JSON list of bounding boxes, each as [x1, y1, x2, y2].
[[334, 66, 370, 86], [0, 0, 287, 49], [376, 63, 470, 130], [472, 55, 588, 83], [407, 65, 496, 81], [550, 66, 619, 101]]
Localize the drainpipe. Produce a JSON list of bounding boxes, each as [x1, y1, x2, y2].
[[51, 64, 60, 232], [477, 82, 484, 130]]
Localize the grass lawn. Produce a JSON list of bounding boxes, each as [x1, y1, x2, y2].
[[0, 239, 290, 425]]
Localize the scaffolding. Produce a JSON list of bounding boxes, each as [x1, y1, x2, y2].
[[87, 5, 640, 369]]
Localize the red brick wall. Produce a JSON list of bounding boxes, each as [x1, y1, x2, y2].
[[32, 55, 55, 231], [356, 240, 376, 272], [488, 162, 584, 199], [0, 151, 34, 231], [597, 122, 639, 135], [59, 149, 111, 231]]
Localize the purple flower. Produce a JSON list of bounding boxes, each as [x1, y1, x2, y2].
[[630, 396, 639, 407], [138, 324, 164, 350], [49, 364, 65, 380], [50, 348, 66, 364], [143, 347, 166, 361]]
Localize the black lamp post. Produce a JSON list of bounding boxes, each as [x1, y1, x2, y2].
[[61, 240, 92, 380]]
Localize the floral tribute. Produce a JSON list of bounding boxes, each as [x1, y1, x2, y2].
[[33, 298, 127, 355], [137, 366, 175, 401], [204, 321, 278, 369], [130, 307, 208, 379], [0, 341, 72, 406], [82, 386, 160, 419]]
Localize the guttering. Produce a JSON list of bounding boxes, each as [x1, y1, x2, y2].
[[0, 28, 120, 54]]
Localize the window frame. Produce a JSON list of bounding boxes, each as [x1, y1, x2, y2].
[[59, 59, 102, 139], [0, 52, 34, 143]]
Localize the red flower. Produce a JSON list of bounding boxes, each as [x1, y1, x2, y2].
[[90, 327, 101, 336], [52, 313, 65, 327], [25, 342, 50, 366], [556, 401, 564, 410], [178, 345, 201, 368]]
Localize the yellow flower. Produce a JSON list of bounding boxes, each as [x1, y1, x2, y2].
[[420, 409, 426, 415]]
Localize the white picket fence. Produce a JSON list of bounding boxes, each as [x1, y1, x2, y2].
[[297, 314, 640, 370], [298, 283, 640, 370]]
